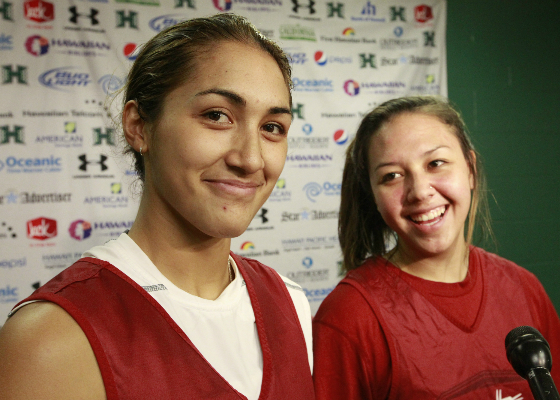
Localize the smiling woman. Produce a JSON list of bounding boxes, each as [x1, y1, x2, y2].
[[0, 14, 314, 400], [312, 96, 560, 400]]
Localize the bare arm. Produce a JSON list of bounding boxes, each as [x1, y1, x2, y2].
[[0, 302, 106, 400]]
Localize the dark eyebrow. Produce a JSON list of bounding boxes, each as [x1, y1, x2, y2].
[[195, 88, 292, 117], [373, 145, 450, 171]]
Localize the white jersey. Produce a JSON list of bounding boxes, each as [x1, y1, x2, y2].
[[82, 233, 313, 400]]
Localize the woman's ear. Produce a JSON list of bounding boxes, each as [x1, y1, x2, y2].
[[123, 100, 147, 154], [469, 150, 476, 190]]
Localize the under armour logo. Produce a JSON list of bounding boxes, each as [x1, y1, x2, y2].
[[79, 154, 108, 171], [256, 208, 268, 223], [69, 6, 99, 25], [292, 0, 315, 14]]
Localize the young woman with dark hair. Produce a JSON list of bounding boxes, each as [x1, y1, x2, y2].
[[0, 14, 314, 400], [313, 95, 560, 400]]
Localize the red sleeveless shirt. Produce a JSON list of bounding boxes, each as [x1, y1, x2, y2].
[[14, 253, 314, 400]]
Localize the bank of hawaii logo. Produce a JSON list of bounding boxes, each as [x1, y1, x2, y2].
[[68, 219, 92, 241], [342, 27, 355, 36], [344, 79, 360, 96], [241, 241, 255, 250], [314, 51, 327, 66], [213, 0, 232, 11], [333, 129, 348, 145], [25, 35, 49, 56]]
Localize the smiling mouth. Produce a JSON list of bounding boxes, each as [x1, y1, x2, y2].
[[408, 205, 446, 226]]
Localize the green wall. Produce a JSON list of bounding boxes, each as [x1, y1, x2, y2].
[[447, 1, 560, 310]]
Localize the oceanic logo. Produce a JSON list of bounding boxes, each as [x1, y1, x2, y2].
[[342, 27, 355, 36], [68, 219, 92, 241], [39, 67, 92, 91], [241, 241, 255, 250], [333, 129, 348, 145], [302, 257, 313, 268], [27, 217, 57, 240], [149, 14, 186, 31], [212, 0, 232, 11], [25, 35, 49, 56], [98, 74, 124, 95], [343, 79, 360, 96], [314, 51, 327, 66], [303, 181, 341, 202], [24, 0, 54, 23], [123, 43, 138, 61]]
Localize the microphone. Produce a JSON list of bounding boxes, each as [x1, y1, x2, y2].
[[505, 325, 560, 400]]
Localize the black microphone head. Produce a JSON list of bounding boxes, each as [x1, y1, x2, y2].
[[505, 325, 552, 379]]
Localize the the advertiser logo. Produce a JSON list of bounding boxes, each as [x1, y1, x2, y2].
[[303, 181, 341, 202], [24, 0, 54, 23], [292, 77, 333, 93], [350, 1, 385, 22], [68, 219, 92, 241], [344, 79, 406, 96], [0, 285, 18, 303], [0, 155, 62, 174], [280, 24, 316, 41], [0, 257, 26, 269], [27, 217, 57, 240], [98, 74, 125, 95], [268, 178, 292, 202], [24, 35, 49, 56], [409, 55, 438, 65], [285, 153, 333, 169], [149, 14, 188, 32], [281, 235, 338, 252], [281, 208, 338, 222], [287, 52, 309, 65], [0, 190, 71, 205], [39, 67, 92, 92], [314, 51, 351, 66], [415, 4, 433, 23]]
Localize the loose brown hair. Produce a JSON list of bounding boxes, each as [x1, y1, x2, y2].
[[122, 13, 292, 183], [339, 96, 493, 272]]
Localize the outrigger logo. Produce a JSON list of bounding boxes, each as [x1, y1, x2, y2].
[[212, 0, 232, 11]]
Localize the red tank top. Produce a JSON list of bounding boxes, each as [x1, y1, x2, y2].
[[344, 249, 534, 400], [16, 254, 314, 400]]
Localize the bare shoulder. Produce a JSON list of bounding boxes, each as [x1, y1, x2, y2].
[[0, 301, 106, 400]]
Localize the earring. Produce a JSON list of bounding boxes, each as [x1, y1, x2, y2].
[[139, 147, 143, 156]]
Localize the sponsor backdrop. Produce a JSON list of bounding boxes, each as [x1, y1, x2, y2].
[[0, 0, 446, 322]]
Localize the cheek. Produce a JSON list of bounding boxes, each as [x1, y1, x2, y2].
[[372, 186, 403, 219]]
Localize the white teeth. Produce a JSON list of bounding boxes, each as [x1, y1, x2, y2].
[[411, 206, 445, 223]]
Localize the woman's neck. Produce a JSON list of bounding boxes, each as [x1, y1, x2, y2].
[[386, 242, 470, 283], [127, 196, 233, 300]]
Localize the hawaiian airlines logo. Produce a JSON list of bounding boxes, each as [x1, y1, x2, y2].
[[27, 217, 57, 240], [496, 389, 523, 400], [241, 241, 255, 250], [212, 0, 232, 11], [25, 35, 49, 56], [333, 129, 348, 145], [68, 219, 92, 241], [414, 5, 433, 23], [343, 79, 360, 96], [24, 0, 54, 23]]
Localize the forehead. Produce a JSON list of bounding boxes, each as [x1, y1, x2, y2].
[[369, 112, 462, 162]]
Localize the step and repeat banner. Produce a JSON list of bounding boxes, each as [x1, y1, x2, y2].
[[0, 0, 447, 322]]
